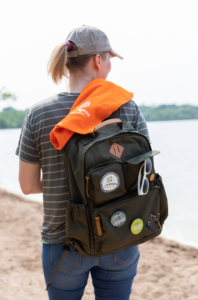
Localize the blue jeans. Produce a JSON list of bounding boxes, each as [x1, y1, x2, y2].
[[42, 242, 140, 300]]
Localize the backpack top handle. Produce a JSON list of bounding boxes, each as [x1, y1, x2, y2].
[[94, 118, 122, 132]]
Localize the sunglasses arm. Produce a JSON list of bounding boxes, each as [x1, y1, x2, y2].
[[138, 161, 145, 195]]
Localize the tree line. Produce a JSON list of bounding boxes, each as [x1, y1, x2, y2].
[[0, 104, 198, 129], [139, 104, 198, 121], [0, 107, 27, 129]]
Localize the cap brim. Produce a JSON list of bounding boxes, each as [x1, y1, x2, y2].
[[109, 49, 123, 60]]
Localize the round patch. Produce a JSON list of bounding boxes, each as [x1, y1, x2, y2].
[[100, 172, 120, 193], [131, 219, 144, 235], [111, 211, 127, 227]]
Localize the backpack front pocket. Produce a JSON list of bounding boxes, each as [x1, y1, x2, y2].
[[86, 161, 126, 204], [93, 187, 161, 254], [123, 150, 160, 191]]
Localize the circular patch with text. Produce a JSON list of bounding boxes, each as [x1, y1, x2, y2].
[[131, 219, 144, 235], [100, 172, 120, 193], [111, 211, 127, 227]]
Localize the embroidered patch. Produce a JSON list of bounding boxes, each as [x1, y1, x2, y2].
[[100, 172, 120, 193], [146, 212, 159, 231]]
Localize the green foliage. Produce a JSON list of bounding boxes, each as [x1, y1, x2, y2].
[[0, 87, 16, 101], [139, 104, 198, 121], [0, 104, 198, 129], [0, 107, 26, 129]]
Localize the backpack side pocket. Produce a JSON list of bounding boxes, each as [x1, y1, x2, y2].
[[65, 201, 91, 255], [154, 173, 168, 227]]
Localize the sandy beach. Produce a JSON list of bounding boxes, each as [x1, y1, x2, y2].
[[0, 189, 198, 300]]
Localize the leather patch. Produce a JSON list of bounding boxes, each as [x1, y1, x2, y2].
[[109, 143, 124, 159]]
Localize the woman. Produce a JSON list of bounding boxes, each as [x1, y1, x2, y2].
[[16, 25, 151, 300]]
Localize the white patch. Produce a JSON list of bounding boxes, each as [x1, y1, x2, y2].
[[100, 172, 120, 193]]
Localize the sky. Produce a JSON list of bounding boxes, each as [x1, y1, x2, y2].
[[0, 0, 198, 111]]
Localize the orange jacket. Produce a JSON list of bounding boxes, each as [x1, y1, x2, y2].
[[50, 78, 133, 150]]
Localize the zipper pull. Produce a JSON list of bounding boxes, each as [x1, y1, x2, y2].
[[85, 177, 90, 198], [95, 216, 102, 236], [158, 213, 162, 230]]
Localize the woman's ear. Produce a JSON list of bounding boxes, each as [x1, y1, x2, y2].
[[94, 54, 101, 70]]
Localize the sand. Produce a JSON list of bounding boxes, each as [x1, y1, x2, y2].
[[0, 189, 198, 300]]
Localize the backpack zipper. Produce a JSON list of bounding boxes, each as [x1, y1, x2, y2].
[[85, 177, 90, 198], [87, 160, 122, 178], [98, 185, 160, 210]]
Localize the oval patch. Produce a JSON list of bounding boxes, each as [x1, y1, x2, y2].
[[131, 219, 144, 235], [100, 172, 120, 193], [111, 211, 127, 227]]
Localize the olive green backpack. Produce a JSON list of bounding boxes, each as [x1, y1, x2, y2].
[[46, 109, 168, 290]]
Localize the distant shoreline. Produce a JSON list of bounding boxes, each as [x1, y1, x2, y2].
[[0, 117, 198, 130], [0, 105, 198, 129]]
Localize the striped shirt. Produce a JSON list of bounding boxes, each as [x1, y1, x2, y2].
[[15, 92, 151, 244]]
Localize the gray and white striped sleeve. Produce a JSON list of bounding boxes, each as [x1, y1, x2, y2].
[[120, 100, 151, 144], [15, 111, 40, 164]]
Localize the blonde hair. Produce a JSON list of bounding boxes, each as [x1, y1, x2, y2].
[[48, 43, 68, 84], [48, 41, 107, 84]]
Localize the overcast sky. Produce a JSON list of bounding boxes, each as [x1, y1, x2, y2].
[[0, 0, 198, 111]]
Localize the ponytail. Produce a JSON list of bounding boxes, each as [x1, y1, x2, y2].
[[48, 43, 68, 84], [48, 41, 108, 84]]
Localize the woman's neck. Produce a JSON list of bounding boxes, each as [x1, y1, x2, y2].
[[66, 72, 96, 93]]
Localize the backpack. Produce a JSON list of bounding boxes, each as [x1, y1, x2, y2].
[[46, 109, 168, 290]]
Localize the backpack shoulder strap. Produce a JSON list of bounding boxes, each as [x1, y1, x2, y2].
[[103, 108, 120, 121]]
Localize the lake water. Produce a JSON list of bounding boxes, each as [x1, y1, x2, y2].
[[0, 120, 198, 248]]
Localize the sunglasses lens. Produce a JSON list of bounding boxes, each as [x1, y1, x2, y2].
[[146, 159, 152, 173], [142, 179, 149, 194]]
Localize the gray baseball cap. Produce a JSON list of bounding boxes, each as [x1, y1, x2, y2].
[[66, 25, 123, 59]]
